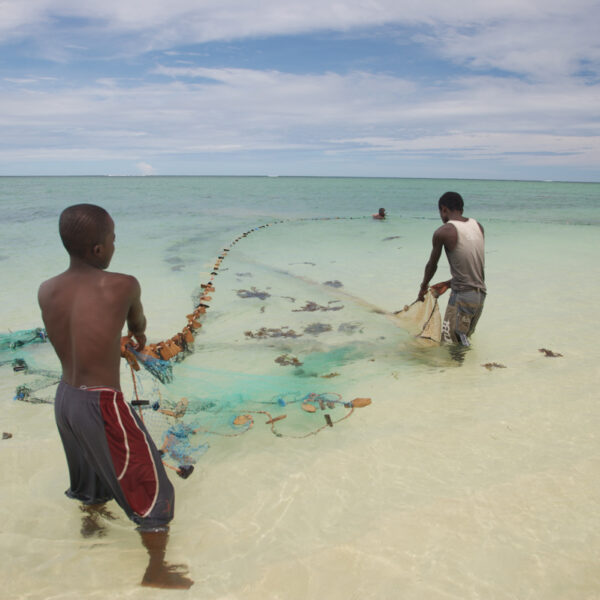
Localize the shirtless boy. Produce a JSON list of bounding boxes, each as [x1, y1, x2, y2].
[[418, 192, 486, 347], [38, 203, 192, 589]]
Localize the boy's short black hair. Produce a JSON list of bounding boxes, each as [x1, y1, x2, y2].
[[438, 192, 464, 212], [59, 204, 111, 257]]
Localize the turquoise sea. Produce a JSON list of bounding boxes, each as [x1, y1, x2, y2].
[[1, 176, 599, 599]]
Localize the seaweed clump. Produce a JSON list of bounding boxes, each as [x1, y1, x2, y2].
[[293, 300, 343, 312], [245, 327, 302, 339], [482, 362, 507, 370], [275, 354, 303, 367], [237, 287, 270, 300], [539, 348, 563, 357]]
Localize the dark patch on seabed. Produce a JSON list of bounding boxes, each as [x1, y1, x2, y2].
[[236, 272, 252, 277], [237, 287, 271, 300], [294, 345, 365, 377], [293, 300, 343, 312], [303, 323, 333, 335], [323, 280, 343, 288], [165, 256, 185, 271], [165, 233, 205, 253], [382, 235, 402, 241], [338, 321, 363, 334]]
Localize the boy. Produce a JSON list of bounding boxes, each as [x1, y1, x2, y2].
[[38, 203, 192, 589]]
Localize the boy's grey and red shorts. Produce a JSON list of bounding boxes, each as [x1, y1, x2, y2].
[[54, 381, 174, 530]]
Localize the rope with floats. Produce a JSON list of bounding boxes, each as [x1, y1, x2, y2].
[[120, 216, 370, 370]]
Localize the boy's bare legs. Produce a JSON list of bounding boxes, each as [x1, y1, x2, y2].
[[140, 530, 194, 589], [79, 505, 193, 589]]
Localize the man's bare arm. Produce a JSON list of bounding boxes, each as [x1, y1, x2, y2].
[[418, 230, 445, 300]]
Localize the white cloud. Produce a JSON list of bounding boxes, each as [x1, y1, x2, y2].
[[0, 67, 597, 170], [332, 132, 600, 164], [136, 161, 155, 175], [430, 15, 600, 81], [1, 1, 598, 80]]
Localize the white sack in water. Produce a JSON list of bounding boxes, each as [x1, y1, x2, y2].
[[391, 291, 441, 345]]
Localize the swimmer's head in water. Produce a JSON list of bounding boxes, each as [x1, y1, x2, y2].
[[59, 203, 115, 267]]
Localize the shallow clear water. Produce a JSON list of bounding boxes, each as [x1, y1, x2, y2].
[[1, 177, 599, 599]]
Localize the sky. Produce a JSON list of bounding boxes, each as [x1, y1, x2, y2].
[[0, 0, 599, 181]]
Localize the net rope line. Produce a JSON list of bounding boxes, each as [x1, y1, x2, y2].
[[122, 216, 368, 370], [121, 215, 370, 369], [121, 213, 438, 374], [131, 374, 365, 476], [185, 393, 357, 440]]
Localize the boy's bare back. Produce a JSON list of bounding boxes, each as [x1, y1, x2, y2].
[[38, 208, 145, 390], [39, 267, 143, 390]]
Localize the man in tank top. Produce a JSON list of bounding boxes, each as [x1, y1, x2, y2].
[[417, 192, 486, 347]]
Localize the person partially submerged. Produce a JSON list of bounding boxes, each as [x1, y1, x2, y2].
[[372, 207, 386, 219], [418, 192, 486, 347], [38, 203, 193, 589]]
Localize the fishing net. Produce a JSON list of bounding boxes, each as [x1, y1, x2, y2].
[[2, 216, 383, 476], [0, 330, 60, 404], [0, 328, 48, 351], [121, 369, 373, 479], [130, 348, 174, 384]]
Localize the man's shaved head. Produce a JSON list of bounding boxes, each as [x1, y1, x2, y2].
[[59, 204, 112, 258]]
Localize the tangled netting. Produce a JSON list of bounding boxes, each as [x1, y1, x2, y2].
[[135, 388, 371, 478], [0, 328, 48, 351], [0, 333, 59, 404]]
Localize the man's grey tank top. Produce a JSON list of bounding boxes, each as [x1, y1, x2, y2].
[[446, 218, 486, 292]]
